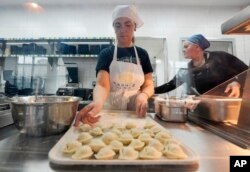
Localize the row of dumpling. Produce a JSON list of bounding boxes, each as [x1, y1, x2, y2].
[[76, 120, 184, 154], [63, 139, 187, 160], [76, 121, 172, 146], [77, 120, 166, 141], [78, 120, 157, 134]]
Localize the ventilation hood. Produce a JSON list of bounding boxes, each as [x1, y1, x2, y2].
[[221, 5, 250, 34]]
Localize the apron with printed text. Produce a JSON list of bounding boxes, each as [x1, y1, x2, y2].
[[105, 45, 144, 110]]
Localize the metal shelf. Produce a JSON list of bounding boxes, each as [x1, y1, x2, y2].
[[0, 37, 114, 58]]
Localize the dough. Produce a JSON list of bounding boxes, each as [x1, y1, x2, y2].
[[128, 139, 145, 151], [72, 145, 93, 160], [77, 132, 93, 144], [139, 146, 162, 160], [163, 143, 187, 159], [62, 140, 82, 154], [94, 147, 116, 160], [118, 147, 139, 160]]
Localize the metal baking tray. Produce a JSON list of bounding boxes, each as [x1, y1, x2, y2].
[[49, 110, 198, 165]]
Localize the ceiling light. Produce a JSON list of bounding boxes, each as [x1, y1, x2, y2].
[[23, 2, 44, 13]]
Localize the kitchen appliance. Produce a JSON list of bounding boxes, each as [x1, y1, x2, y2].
[[56, 63, 79, 94], [0, 94, 13, 128], [10, 96, 81, 136], [0, 101, 12, 128], [56, 87, 75, 96], [73, 88, 93, 100], [67, 66, 78, 84], [56, 87, 93, 111], [64, 63, 79, 87], [56, 88, 93, 100]]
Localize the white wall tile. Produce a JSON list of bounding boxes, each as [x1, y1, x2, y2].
[[0, 4, 249, 89]]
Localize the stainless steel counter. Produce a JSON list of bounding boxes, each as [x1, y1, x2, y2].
[[0, 114, 249, 172]]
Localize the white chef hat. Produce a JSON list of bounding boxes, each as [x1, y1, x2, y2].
[[112, 5, 144, 28]]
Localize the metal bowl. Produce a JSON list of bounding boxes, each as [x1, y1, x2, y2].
[[193, 95, 242, 122], [10, 96, 81, 136], [154, 97, 188, 123]]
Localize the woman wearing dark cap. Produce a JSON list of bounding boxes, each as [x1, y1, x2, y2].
[[155, 34, 248, 97]]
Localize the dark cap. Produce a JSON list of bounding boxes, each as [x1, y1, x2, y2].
[[187, 34, 210, 50]]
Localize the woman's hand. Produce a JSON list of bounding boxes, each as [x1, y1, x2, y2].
[[135, 92, 149, 118], [224, 81, 241, 98], [74, 101, 102, 127]]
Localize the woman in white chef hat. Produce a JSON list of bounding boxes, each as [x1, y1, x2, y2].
[[74, 5, 154, 126]]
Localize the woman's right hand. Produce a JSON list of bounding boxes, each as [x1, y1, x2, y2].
[[74, 101, 102, 127], [224, 81, 241, 98]]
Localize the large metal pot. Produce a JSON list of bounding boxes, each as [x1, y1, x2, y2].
[[10, 96, 81, 136], [154, 97, 188, 122], [193, 95, 242, 123]]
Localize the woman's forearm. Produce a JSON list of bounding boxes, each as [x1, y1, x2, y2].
[[93, 84, 110, 106], [140, 73, 154, 99], [154, 79, 177, 94], [93, 70, 111, 106]]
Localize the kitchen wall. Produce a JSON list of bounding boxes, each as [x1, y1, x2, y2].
[[0, 4, 249, 93]]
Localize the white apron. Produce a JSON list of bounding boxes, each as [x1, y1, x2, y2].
[[105, 45, 144, 110]]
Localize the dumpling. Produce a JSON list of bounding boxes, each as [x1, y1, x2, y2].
[[71, 145, 93, 160], [118, 133, 133, 145], [148, 139, 164, 152], [89, 126, 103, 137], [130, 128, 142, 138], [128, 139, 145, 151], [62, 140, 82, 154], [154, 131, 172, 144], [102, 132, 118, 145], [125, 121, 137, 129], [109, 140, 124, 153], [77, 132, 93, 144], [78, 123, 92, 132], [163, 143, 187, 159], [89, 139, 106, 153], [138, 133, 152, 144], [118, 147, 139, 160], [139, 146, 162, 160], [144, 120, 155, 129], [143, 129, 155, 137], [150, 126, 162, 134], [95, 122, 113, 132], [94, 147, 116, 160], [110, 128, 122, 137], [112, 123, 125, 131]]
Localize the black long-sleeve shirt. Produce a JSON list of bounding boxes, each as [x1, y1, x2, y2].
[[155, 51, 248, 95]]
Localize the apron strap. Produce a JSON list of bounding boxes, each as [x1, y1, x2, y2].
[[133, 46, 140, 65], [113, 44, 140, 65]]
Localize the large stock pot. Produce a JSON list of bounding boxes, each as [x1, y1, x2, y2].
[[10, 96, 81, 136]]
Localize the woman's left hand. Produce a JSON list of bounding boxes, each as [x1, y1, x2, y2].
[[135, 92, 148, 118], [224, 81, 241, 98]]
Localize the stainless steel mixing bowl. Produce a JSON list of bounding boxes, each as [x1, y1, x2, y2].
[[10, 96, 81, 136], [154, 97, 188, 122]]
